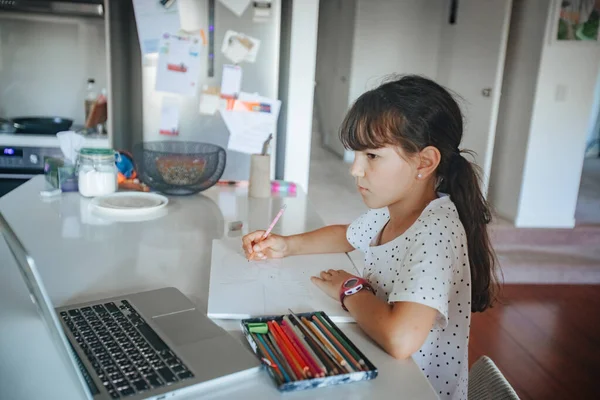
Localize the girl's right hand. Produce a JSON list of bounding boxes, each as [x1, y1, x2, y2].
[[242, 230, 289, 260]]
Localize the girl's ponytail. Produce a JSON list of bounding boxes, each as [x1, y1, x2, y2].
[[440, 150, 499, 312]]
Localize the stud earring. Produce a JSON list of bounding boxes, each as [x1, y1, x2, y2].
[[417, 173, 422, 179]]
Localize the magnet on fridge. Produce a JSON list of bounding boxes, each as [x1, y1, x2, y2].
[[253, 0, 272, 23]]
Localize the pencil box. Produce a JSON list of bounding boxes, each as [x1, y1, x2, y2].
[[241, 311, 378, 392]]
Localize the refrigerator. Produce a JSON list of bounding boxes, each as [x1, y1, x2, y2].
[[106, 0, 285, 181]]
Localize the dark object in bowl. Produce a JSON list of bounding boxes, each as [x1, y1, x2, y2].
[[12, 117, 73, 135], [134, 141, 226, 195]]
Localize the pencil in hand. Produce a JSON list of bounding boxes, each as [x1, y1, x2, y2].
[[246, 204, 287, 261]]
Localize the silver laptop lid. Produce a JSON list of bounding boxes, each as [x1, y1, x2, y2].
[[0, 212, 92, 400]]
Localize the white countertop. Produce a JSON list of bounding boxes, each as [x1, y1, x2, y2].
[[0, 176, 436, 399], [0, 133, 110, 148]]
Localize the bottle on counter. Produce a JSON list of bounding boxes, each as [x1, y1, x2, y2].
[[84, 78, 97, 122], [97, 88, 108, 135]]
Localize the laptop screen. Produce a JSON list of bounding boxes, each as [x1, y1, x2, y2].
[[0, 212, 93, 400]]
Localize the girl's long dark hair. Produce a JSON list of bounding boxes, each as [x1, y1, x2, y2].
[[340, 75, 499, 312]]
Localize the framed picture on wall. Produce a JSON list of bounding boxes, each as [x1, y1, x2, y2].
[[551, 0, 600, 43]]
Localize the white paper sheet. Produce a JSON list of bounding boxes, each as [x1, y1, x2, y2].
[[155, 33, 203, 97], [132, 0, 181, 55], [221, 30, 261, 64], [218, 0, 251, 17], [220, 64, 243, 98], [220, 92, 281, 154], [159, 97, 180, 136], [199, 88, 221, 115], [207, 238, 358, 321]]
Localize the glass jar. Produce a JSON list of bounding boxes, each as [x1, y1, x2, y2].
[[76, 148, 118, 197]]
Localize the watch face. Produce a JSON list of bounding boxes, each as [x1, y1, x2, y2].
[[344, 278, 359, 288]]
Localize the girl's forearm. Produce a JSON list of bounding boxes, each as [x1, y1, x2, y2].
[[343, 291, 400, 357], [343, 291, 437, 360], [286, 225, 354, 256]]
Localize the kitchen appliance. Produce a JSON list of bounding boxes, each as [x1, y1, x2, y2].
[[0, 1, 109, 197], [109, 0, 284, 181], [0, 124, 84, 197], [0, 144, 63, 197], [0, 0, 104, 18], [1, 0, 290, 197]]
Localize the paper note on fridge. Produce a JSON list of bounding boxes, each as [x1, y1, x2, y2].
[[218, 0, 251, 17], [220, 64, 243, 99], [221, 30, 261, 64], [155, 33, 203, 96], [159, 97, 180, 136], [220, 92, 281, 155], [199, 86, 221, 115], [132, 0, 181, 55]]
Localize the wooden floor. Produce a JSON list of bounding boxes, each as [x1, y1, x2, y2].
[[469, 285, 600, 400]]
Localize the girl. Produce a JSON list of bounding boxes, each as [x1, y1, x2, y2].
[[242, 75, 498, 400]]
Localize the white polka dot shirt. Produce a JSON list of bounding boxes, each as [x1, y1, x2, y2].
[[347, 194, 470, 400]]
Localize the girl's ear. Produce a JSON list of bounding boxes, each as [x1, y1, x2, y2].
[[417, 146, 441, 179]]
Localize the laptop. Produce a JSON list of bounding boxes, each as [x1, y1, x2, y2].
[[0, 212, 260, 399]]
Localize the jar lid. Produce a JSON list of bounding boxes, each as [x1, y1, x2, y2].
[[79, 148, 115, 161]]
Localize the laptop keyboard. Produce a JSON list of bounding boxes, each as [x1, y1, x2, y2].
[[60, 300, 194, 398]]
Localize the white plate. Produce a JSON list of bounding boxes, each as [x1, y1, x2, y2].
[[90, 192, 169, 217]]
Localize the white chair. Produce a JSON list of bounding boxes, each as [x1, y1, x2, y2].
[[468, 356, 519, 400]]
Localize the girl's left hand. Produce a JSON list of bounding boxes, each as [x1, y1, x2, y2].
[[310, 269, 356, 300]]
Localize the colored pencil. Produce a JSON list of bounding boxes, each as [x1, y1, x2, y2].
[[262, 331, 295, 381], [268, 321, 306, 379], [288, 311, 341, 374], [310, 318, 354, 373], [248, 204, 287, 261], [268, 321, 303, 380], [298, 316, 345, 373], [255, 332, 291, 382], [271, 320, 311, 378], [303, 326, 339, 375], [266, 331, 297, 380], [262, 204, 287, 239], [281, 318, 323, 377], [251, 333, 285, 384], [283, 316, 327, 376], [287, 315, 336, 375], [302, 317, 352, 373], [312, 315, 362, 371], [315, 312, 367, 369]]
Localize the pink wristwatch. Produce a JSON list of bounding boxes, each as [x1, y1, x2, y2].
[[339, 277, 374, 311]]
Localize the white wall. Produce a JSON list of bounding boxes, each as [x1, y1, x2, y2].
[[490, 0, 600, 228], [314, 0, 356, 158], [517, 1, 600, 227], [586, 68, 600, 157], [435, 0, 513, 194], [282, 0, 319, 192], [0, 13, 107, 126], [313, 0, 445, 160], [348, 0, 444, 103], [488, 0, 547, 221]]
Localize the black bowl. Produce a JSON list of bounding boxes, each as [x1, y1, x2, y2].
[[134, 141, 226, 195]]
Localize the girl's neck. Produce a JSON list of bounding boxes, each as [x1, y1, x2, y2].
[[387, 181, 438, 233]]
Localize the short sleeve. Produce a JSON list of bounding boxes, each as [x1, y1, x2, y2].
[[346, 208, 388, 252], [388, 226, 455, 329]]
